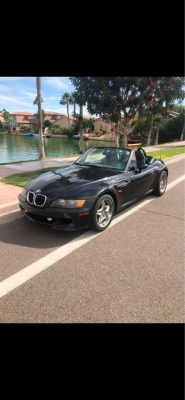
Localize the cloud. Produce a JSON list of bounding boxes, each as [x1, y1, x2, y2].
[[0, 84, 12, 91], [43, 77, 68, 89], [0, 95, 33, 107], [49, 96, 61, 100], [19, 90, 37, 99]]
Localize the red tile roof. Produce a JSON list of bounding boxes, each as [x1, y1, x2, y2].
[[167, 110, 180, 116], [44, 111, 65, 115], [10, 111, 34, 115]]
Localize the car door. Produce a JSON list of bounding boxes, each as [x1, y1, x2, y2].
[[114, 172, 131, 207], [129, 163, 156, 201]]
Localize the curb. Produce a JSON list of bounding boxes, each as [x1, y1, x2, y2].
[[0, 153, 184, 215], [0, 200, 19, 215]]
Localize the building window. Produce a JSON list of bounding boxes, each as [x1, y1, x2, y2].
[[111, 128, 114, 132], [100, 125, 102, 131]]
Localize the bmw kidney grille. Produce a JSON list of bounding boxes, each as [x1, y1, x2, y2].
[[27, 191, 47, 206]]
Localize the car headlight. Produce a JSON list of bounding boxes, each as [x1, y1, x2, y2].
[[21, 188, 27, 199], [50, 199, 86, 208]]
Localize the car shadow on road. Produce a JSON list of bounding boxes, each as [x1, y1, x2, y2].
[[0, 213, 87, 249]]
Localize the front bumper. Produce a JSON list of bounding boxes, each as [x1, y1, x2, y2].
[[18, 194, 94, 231]]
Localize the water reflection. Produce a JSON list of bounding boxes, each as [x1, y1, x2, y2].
[[0, 134, 116, 163]]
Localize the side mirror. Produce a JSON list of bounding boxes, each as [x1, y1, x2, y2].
[[129, 166, 140, 173], [140, 163, 148, 170]]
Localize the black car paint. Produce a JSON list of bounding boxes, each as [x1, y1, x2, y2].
[[18, 149, 168, 231]]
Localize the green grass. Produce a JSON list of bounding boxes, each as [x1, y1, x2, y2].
[[1, 165, 69, 187], [147, 146, 185, 159]]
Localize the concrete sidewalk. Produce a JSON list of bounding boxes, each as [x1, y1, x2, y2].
[[0, 151, 185, 215], [0, 155, 78, 180]]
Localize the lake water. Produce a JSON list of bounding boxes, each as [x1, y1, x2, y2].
[[0, 134, 116, 164]]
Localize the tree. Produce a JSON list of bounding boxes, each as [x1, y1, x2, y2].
[[70, 77, 185, 147], [36, 77, 45, 159], [44, 119, 52, 128], [60, 92, 73, 127], [33, 95, 44, 105], [3, 117, 18, 133], [179, 111, 185, 140], [72, 90, 86, 153], [2, 109, 10, 121], [147, 114, 154, 145], [70, 91, 78, 120]]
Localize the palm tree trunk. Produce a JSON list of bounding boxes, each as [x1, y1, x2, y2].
[[147, 114, 153, 145], [67, 102, 70, 127], [74, 100, 76, 119], [79, 104, 84, 154], [36, 77, 45, 159], [154, 123, 160, 145]]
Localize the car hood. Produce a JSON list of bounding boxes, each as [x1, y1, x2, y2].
[[25, 164, 123, 198]]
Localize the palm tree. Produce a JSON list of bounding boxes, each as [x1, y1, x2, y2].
[[60, 92, 73, 127], [36, 77, 45, 159], [70, 91, 78, 120], [33, 95, 44, 105]]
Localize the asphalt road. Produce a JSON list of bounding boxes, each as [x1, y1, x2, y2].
[[0, 157, 184, 323]]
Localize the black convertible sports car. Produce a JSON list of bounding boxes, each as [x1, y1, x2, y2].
[[18, 147, 168, 232]]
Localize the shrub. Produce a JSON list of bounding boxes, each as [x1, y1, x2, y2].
[[60, 127, 76, 138], [44, 120, 52, 128]]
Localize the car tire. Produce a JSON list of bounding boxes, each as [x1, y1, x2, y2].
[[153, 170, 168, 196], [90, 194, 115, 232]]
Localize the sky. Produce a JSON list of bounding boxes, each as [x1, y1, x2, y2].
[[0, 77, 93, 116]]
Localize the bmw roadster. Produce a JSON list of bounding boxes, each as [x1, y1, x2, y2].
[[18, 147, 168, 232]]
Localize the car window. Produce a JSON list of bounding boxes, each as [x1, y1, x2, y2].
[[129, 152, 137, 169]]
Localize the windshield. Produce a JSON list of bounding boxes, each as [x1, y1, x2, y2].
[[75, 147, 131, 170]]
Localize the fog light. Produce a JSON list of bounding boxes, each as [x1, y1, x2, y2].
[[47, 217, 53, 221]]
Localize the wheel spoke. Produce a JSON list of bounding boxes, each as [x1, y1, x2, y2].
[[105, 205, 110, 213], [97, 210, 103, 216], [98, 214, 103, 224], [101, 200, 106, 210]]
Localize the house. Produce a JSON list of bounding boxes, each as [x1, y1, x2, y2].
[[167, 110, 180, 117], [10, 111, 65, 127], [11, 111, 35, 126], [10, 111, 35, 126], [51, 115, 75, 128], [33, 111, 65, 125], [53, 115, 95, 131], [0, 112, 5, 123], [93, 116, 124, 135]]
